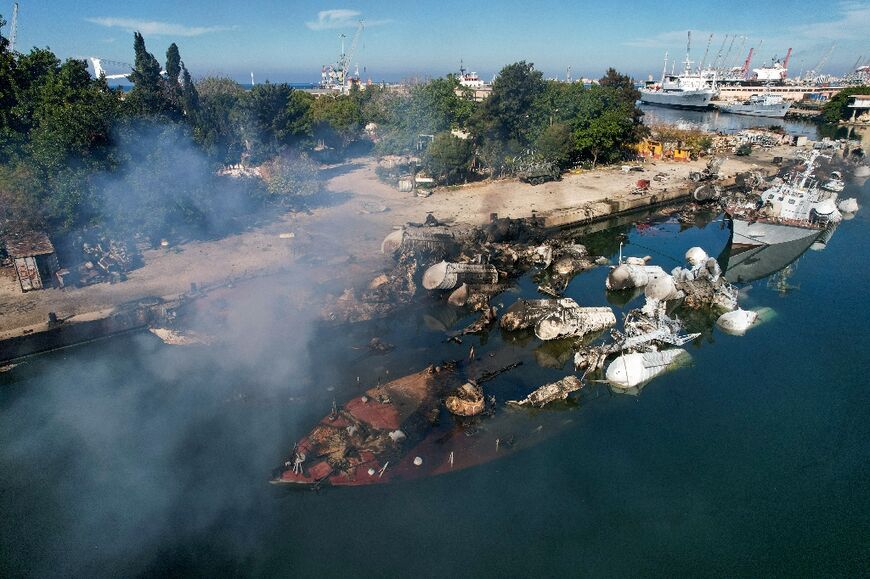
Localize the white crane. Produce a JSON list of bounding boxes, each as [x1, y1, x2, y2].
[[337, 19, 364, 93], [807, 44, 836, 81], [7, 2, 18, 52], [89, 57, 133, 80]]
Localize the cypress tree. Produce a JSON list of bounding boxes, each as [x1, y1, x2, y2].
[[165, 43, 181, 87], [181, 63, 199, 117], [127, 32, 173, 116]]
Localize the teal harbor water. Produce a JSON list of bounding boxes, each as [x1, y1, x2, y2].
[[2, 173, 869, 577]]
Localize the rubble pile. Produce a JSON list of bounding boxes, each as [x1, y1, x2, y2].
[[73, 234, 141, 286]]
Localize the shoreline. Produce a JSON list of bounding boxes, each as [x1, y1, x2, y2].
[[0, 146, 788, 362]]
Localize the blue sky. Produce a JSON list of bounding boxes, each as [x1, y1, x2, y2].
[[3, 0, 868, 83]]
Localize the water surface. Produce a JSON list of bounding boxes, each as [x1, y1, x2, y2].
[[2, 174, 869, 577]]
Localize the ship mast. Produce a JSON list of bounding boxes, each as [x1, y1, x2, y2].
[[683, 31, 693, 74]]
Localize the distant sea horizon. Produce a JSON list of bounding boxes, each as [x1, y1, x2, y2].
[[110, 82, 319, 92]]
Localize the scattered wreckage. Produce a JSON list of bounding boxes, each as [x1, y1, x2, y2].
[[605, 349, 690, 391], [507, 376, 583, 408]]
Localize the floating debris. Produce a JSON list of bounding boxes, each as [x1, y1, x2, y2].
[[500, 298, 582, 332], [507, 376, 583, 408], [716, 308, 758, 335], [445, 382, 485, 416], [838, 198, 859, 213], [606, 349, 689, 390], [423, 261, 499, 290], [606, 264, 667, 291], [447, 283, 469, 307], [148, 327, 213, 346], [535, 306, 616, 341]]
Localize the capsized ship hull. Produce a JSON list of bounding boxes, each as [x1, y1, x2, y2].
[[272, 362, 581, 487]]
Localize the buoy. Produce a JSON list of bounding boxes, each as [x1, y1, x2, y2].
[[413, 456, 423, 466]]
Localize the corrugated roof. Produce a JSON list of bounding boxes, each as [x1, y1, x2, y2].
[[3, 231, 55, 257]]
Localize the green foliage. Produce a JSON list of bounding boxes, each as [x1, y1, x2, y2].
[[534, 123, 573, 168], [598, 68, 640, 104], [308, 92, 363, 149], [424, 132, 473, 185], [569, 85, 646, 167], [479, 61, 545, 144], [180, 64, 199, 117], [373, 76, 475, 155], [822, 86, 870, 123], [165, 43, 181, 86], [193, 76, 245, 163], [126, 32, 178, 118], [261, 152, 321, 205], [239, 82, 310, 161]]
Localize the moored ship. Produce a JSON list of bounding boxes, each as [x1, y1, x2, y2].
[[718, 93, 792, 118], [639, 33, 717, 110]]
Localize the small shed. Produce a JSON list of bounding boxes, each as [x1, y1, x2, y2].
[[3, 232, 60, 292]]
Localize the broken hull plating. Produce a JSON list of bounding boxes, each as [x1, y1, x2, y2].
[[272, 366, 580, 488], [721, 223, 819, 284]]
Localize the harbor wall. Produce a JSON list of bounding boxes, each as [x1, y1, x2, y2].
[[0, 299, 178, 363]]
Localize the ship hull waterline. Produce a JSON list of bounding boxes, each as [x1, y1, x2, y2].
[[639, 90, 715, 110]]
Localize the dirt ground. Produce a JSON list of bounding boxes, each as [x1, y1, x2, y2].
[[0, 148, 785, 337]]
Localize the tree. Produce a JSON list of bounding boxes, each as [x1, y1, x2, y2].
[[193, 76, 246, 163], [0, 15, 20, 158], [599, 68, 640, 103], [477, 61, 545, 143], [424, 132, 473, 185], [180, 63, 199, 117], [308, 92, 363, 150], [165, 43, 181, 86], [239, 82, 309, 160], [261, 152, 321, 206], [127, 32, 177, 117], [822, 86, 870, 123], [574, 107, 634, 168], [374, 76, 477, 155], [535, 123, 574, 168]]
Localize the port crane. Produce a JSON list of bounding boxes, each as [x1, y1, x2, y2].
[[89, 57, 133, 80], [322, 20, 365, 93], [1, 2, 19, 52], [804, 44, 836, 81], [88, 57, 167, 81]]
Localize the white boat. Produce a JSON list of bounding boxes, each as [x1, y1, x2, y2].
[[726, 150, 840, 249], [639, 34, 717, 110], [822, 171, 845, 192], [718, 93, 792, 118]]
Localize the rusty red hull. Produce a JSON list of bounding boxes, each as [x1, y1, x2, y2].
[[272, 364, 578, 487]]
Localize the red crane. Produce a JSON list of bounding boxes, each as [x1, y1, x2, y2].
[[782, 47, 793, 78], [741, 47, 754, 80]]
